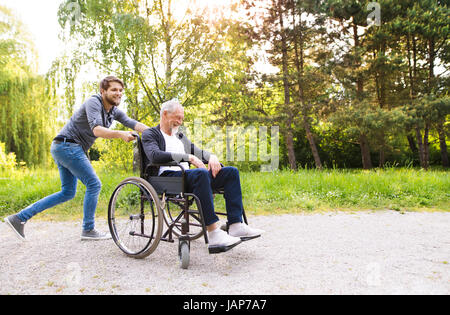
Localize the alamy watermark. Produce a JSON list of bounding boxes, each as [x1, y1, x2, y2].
[[172, 120, 280, 172], [365, 262, 382, 287], [65, 262, 82, 289], [65, 1, 82, 26], [367, 2, 381, 27]]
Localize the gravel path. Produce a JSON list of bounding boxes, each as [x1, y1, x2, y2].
[[1, 211, 449, 295]]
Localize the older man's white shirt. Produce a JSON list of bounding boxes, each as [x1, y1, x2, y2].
[[158, 130, 190, 176]]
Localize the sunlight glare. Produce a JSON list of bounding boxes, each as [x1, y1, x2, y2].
[[186, 0, 239, 21]]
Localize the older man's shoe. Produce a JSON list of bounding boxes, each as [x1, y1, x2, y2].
[[229, 222, 264, 241], [208, 228, 241, 254]]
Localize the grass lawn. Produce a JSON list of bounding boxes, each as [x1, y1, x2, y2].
[[1, 167, 449, 222], [240, 168, 449, 215]]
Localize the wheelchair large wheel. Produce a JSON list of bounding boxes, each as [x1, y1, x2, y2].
[[162, 194, 204, 241], [108, 177, 163, 259]]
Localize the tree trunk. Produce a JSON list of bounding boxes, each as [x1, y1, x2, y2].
[[353, 20, 372, 170], [379, 136, 386, 168], [428, 38, 436, 92], [379, 148, 385, 168], [407, 134, 418, 154], [352, 21, 364, 100], [416, 126, 425, 168], [278, 0, 297, 170], [160, 0, 173, 90], [407, 34, 429, 169], [292, 3, 322, 169], [437, 122, 449, 167], [303, 116, 322, 169], [359, 134, 373, 169], [374, 43, 387, 168], [423, 124, 430, 170], [418, 38, 436, 170], [285, 127, 297, 170]]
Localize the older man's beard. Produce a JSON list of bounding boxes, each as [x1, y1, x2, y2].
[[170, 126, 180, 134]]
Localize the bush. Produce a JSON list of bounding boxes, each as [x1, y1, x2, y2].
[[94, 137, 135, 172], [0, 142, 17, 173]]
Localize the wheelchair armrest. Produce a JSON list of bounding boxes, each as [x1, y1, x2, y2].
[[151, 162, 186, 167], [143, 162, 187, 178]]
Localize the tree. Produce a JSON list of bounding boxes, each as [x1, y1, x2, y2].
[[290, 0, 326, 169], [0, 5, 58, 167], [318, 0, 378, 169], [55, 0, 235, 122], [392, 0, 449, 168], [241, 0, 326, 170]]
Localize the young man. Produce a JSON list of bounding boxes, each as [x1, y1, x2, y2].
[[142, 99, 264, 253], [4, 76, 149, 241]]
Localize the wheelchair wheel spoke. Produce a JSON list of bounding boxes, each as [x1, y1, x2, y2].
[[161, 194, 205, 241]]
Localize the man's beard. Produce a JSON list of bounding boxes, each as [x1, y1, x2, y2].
[[170, 126, 180, 134], [105, 94, 121, 106]]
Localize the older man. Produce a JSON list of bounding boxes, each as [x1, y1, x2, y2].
[[142, 99, 264, 252]]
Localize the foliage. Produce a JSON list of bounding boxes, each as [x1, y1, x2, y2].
[[1, 0, 449, 171], [0, 5, 59, 167], [54, 0, 242, 122], [94, 136, 136, 173], [0, 142, 17, 172]]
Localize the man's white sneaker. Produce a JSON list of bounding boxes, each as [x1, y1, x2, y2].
[[207, 228, 241, 254], [228, 223, 265, 241]]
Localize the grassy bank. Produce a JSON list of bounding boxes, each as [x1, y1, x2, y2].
[[240, 168, 449, 215], [0, 167, 448, 221]]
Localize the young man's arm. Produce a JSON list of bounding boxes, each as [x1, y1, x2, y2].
[[114, 109, 149, 134], [134, 122, 149, 133], [93, 126, 136, 142]]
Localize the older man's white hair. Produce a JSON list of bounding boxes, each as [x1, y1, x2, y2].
[[160, 99, 183, 118]]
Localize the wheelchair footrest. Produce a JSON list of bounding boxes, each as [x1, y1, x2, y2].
[[208, 240, 242, 255], [240, 234, 261, 242]]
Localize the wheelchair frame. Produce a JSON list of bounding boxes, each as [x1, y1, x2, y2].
[[107, 135, 248, 269]]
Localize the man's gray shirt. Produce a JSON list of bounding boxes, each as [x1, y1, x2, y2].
[[58, 94, 138, 152]]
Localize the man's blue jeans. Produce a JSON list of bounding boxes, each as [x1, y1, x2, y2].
[[17, 141, 101, 231], [161, 167, 244, 226]]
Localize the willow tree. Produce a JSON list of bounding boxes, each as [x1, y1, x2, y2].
[[0, 5, 58, 167], [55, 0, 236, 123]]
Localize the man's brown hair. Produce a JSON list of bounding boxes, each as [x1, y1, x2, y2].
[[99, 76, 124, 92]]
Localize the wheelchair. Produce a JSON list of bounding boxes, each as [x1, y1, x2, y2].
[[107, 135, 249, 269]]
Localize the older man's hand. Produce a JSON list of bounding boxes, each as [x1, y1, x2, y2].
[[208, 154, 222, 178], [189, 154, 207, 170]]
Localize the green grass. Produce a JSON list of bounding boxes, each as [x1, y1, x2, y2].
[[238, 168, 450, 215], [0, 167, 128, 221], [0, 167, 449, 221]]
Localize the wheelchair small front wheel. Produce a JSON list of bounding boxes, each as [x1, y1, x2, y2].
[[108, 177, 163, 259], [179, 240, 190, 269]]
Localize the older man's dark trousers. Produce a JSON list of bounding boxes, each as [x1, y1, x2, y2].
[[161, 167, 244, 226]]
